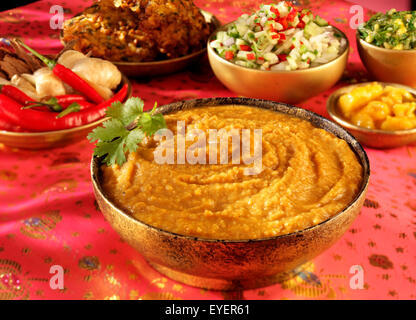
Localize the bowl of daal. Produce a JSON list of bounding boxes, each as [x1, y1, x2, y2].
[[91, 97, 370, 290]]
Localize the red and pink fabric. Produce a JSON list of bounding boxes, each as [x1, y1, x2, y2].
[[0, 0, 414, 300]]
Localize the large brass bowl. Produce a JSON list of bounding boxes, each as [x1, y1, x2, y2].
[[0, 76, 131, 150], [356, 34, 416, 87], [207, 24, 349, 104], [91, 97, 370, 291], [327, 82, 416, 149]]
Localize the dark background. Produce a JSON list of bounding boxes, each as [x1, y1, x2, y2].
[[0, 1, 38, 11], [1, 0, 416, 11]]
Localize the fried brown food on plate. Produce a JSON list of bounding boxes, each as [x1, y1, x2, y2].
[[62, 0, 213, 62]]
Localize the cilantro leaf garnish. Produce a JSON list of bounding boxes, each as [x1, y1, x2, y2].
[[88, 98, 166, 166], [106, 97, 144, 126]]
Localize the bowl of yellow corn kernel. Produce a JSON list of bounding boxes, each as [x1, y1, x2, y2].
[[357, 9, 416, 87], [327, 82, 416, 148]]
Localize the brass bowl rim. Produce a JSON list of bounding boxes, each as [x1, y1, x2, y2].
[[207, 22, 350, 73], [61, 9, 220, 66], [356, 30, 416, 53], [327, 81, 416, 136], [0, 75, 132, 138], [113, 48, 206, 67], [0, 117, 108, 137], [91, 97, 370, 244]]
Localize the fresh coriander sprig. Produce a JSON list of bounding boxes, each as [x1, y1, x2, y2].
[[87, 97, 166, 166]]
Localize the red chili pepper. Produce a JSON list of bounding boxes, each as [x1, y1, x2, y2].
[[0, 84, 128, 132], [240, 45, 252, 51], [0, 114, 22, 132], [61, 100, 95, 111], [0, 85, 33, 105], [225, 51, 234, 60], [246, 53, 256, 60], [55, 64, 105, 104], [278, 54, 287, 61], [53, 94, 88, 107], [0, 86, 90, 113], [17, 40, 105, 104], [24, 94, 90, 112], [0, 94, 23, 126]]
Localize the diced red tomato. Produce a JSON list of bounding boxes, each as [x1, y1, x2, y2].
[[297, 21, 305, 29], [285, 1, 298, 11], [290, 44, 295, 50], [240, 45, 252, 51], [287, 8, 297, 22], [279, 17, 288, 29], [278, 54, 287, 61], [279, 33, 286, 41], [271, 34, 280, 40], [270, 6, 280, 16], [225, 51, 234, 60], [307, 58, 311, 64], [247, 53, 256, 60]]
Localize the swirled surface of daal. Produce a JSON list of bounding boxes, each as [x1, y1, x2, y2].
[[101, 106, 363, 240]]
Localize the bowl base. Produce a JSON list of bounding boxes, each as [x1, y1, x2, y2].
[[149, 262, 307, 291]]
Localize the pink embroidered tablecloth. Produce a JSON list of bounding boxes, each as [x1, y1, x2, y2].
[[0, 0, 415, 300]]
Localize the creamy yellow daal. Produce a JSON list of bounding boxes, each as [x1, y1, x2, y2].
[[101, 105, 363, 240]]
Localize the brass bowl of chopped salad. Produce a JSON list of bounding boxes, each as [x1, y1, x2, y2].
[[357, 9, 416, 87], [207, 2, 349, 104]]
